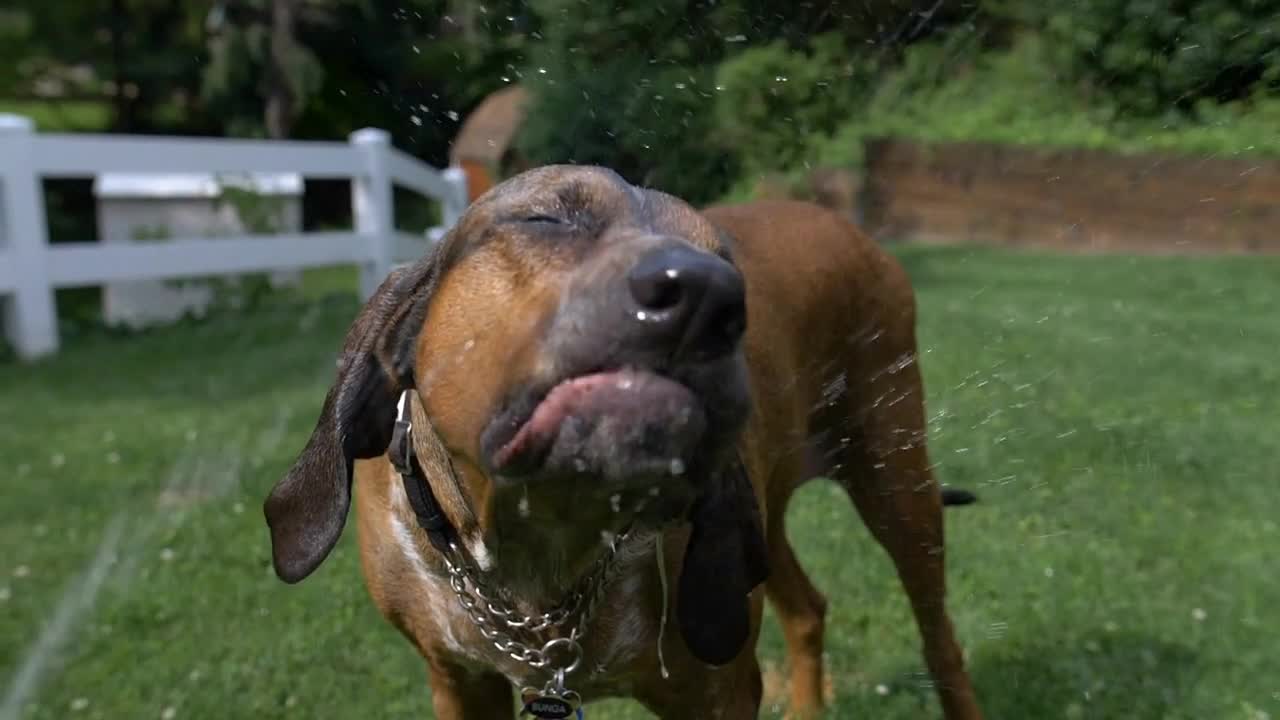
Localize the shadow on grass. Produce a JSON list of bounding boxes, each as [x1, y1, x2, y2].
[[826, 630, 1199, 719], [969, 630, 1198, 718]]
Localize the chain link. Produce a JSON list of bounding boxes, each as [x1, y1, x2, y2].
[[441, 528, 631, 673]]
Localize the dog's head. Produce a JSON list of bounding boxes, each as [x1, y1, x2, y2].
[[263, 165, 766, 666]]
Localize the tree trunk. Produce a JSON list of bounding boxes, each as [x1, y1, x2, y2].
[[265, 0, 297, 139], [108, 0, 135, 132]]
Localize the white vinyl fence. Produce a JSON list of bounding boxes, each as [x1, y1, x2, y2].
[[0, 114, 469, 361]]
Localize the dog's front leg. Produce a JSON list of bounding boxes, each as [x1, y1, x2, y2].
[[424, 655, 515, 720]]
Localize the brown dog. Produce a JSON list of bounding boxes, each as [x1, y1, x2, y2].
[[263, 165, 983, 719]]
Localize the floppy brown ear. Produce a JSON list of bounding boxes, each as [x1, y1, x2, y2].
[[676, 457, 769, 666], [263, 251, 446, 583]]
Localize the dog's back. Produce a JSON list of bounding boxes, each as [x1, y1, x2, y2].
[[702, 198, 920, 482]]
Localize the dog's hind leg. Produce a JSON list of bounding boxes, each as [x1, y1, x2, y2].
[[823, 329, 983, 720]]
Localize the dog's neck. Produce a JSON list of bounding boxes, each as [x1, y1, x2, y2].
[[397, 395, 683, 618], [479, 482, 666, 602]]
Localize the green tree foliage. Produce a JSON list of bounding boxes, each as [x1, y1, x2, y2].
[[713, 33, 883, 176], [514, 0, 986, 203], [515, 0, 738, 204], [1026, 0, 1280, 116], [0, 0, 208, 133]]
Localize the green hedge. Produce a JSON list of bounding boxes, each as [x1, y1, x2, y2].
[[812, 34, 1280, 171]]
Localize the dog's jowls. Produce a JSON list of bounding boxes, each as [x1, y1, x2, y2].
[[263, 165, 984, 719]]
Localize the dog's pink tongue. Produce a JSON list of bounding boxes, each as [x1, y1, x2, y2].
[[494, 370, 684, 470], [523, 373, 621, 439]]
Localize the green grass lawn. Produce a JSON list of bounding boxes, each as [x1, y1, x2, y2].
[[1, 247, 1277, 719], [0, 101, 112, 133]]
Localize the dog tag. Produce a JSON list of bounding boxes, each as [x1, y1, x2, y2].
[[519, 691, 580, 719]]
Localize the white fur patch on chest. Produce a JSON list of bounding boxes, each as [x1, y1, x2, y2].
[[388, 510, 468, 657]]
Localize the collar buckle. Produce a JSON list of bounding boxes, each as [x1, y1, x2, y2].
[[389, 390, 414, 477]]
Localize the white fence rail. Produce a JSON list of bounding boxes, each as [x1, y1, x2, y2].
[[0, 114, 469, 361]]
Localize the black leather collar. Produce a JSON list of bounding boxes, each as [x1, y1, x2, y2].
[[388, 392, 459, 555]]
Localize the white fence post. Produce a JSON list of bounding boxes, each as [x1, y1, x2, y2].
[[440, 166, 470, 230], [350, 128, 394, 299], [0, 114, 58, 360]]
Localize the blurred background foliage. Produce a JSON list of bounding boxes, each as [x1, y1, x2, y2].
[[2, 0, 1278, 205]]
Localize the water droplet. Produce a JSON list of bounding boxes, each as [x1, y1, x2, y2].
[[616, 378, 634, 390], [50, 453, 66, 468], [410, 115, 422, 126], [1191, 608, 1207, 622], [70, 698, 89, 711], [875, 684, 890, 696], [103, 430, 115, 443], [668, 458, 685, 476], [446, 110, 459, 121], [1043, 567, 1054, 578], [13, 565, 30, 578], [106, 451, 121, 464], [636, 311, 648, 321], [609, 494, 622, 513], [537, 67, 548, 74], [161, 707, 177, 720], [160, 548, 176, 562], [727, 34, 746, 42], [0, 587, 10, 602]]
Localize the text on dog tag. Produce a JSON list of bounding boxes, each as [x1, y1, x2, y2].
[[521, 694, 576, 719]]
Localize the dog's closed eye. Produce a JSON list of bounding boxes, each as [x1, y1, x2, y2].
[[521, 214, 567, 225]]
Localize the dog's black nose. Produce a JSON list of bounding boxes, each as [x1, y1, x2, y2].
[[627, 245, 746, 361]]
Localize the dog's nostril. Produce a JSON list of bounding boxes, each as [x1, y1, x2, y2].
[[629, 266, 686, 312], [625, 244, 747, 362]]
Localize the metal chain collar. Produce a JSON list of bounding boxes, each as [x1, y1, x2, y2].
[[395, 390, 632, 685], [439, 529, 630, 677]]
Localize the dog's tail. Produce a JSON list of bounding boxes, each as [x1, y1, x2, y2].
[[941, 487, 979, 507]]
